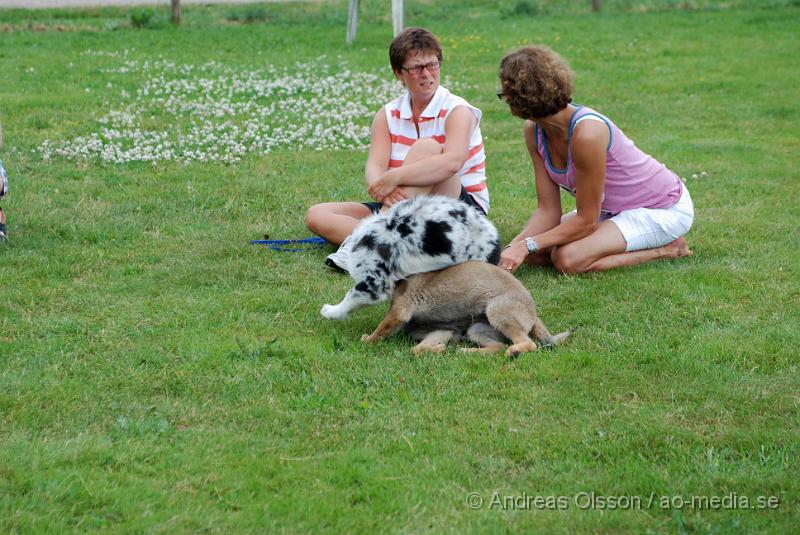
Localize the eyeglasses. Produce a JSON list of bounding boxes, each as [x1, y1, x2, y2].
[[401, 61, 441, 76]]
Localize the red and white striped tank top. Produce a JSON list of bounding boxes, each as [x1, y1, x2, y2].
[[384, 86, 489, 213]]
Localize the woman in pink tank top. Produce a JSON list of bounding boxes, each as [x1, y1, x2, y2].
[[496, 46, 694, 274]]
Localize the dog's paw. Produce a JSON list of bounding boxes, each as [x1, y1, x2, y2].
[[321, 304, 347, 320], [360, 333, 374, 343], [412, 342, 446, 355], [505, 341, 537, 359], [461, 343, 506, 354]]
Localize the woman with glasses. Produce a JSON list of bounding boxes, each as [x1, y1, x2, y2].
[[306, 27, 489, 273], [496, 45, 694, 274]]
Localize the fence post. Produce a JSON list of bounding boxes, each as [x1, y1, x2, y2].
[[391, 0, 404, 36], [347, 0, 359, 45], [171, 0, 181, 26]]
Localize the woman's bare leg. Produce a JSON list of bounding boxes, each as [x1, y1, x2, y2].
[[550, 221, 692, 274], [305, 202, 374, 246], [581, 237, 692, 272]]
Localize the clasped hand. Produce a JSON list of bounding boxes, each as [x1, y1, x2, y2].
[[368, 173, 398, 203], [499, 241, 529, 273]]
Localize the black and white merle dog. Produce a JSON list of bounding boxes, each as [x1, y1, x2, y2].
[[321, 195, 501, 320]]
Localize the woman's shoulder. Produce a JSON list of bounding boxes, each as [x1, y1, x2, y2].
[[522, 120, 538, 142], [383, 91, 406, 110], [570, 105, 614, 129], [570, 105, 613, 151], [440, 87, 483, 120], [441, 88, 473, 108]]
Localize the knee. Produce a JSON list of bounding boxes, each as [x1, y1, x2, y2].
[[305, 203, 328, 234], [551, 245, 589, 275], [406, 137, 443, 160], [413, 137, 442, 152]]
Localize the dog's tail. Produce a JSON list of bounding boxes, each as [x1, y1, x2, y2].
[[549, 330, 572, 347], [530, 318, 572, 350]]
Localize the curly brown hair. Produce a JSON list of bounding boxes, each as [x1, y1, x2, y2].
[[389, 27, 443, 73], [498, 45, 574, 119]]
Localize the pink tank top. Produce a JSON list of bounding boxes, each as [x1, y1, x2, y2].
[[535, 105, 683, 214]]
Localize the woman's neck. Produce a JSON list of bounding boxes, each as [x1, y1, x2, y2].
[[410, 93, 434, 118], [537, 104, 577, 142]]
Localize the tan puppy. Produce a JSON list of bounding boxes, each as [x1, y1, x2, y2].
[[361, 261, 570, 357]]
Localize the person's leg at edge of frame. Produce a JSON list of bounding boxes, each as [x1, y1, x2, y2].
[[0, 207, 6, 241], [0, 159, 7, 241], [1, 122, 6, 240]]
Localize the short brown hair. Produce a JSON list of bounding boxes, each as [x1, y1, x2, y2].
[[498, 45, 574, 119], [389, 27, 443, 73]]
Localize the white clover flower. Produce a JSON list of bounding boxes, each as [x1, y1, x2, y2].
[[40, 56, 405, 165]]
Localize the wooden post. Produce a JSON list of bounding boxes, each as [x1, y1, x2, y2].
[[347, 0, 401, 44], [592, 0, 601, 12], [346, 0, 359, 45], [391, 0, 404, 37], [171, 0, 181, 26]]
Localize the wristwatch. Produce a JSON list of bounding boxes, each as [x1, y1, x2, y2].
[[524, 237, 539, 254]]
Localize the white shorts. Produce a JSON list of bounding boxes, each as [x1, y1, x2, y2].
[[566, 186, 694, 252], [610, 186, 694, 251]]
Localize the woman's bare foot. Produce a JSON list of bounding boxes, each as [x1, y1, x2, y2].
[[660, 237, 692, 259]]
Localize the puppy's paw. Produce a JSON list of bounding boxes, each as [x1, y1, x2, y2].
[[505, 341, 537, 359], [321, 304, 347, 320], [461, 343, 506, 354], [412, 342, 446, 355]]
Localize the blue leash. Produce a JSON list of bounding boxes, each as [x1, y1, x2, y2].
[[250, 236, 328, 252]]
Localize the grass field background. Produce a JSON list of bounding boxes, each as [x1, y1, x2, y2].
[[1, 0, 799, 532]]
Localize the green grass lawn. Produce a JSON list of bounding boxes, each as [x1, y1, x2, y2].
[[1, 0, 798, 532]]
